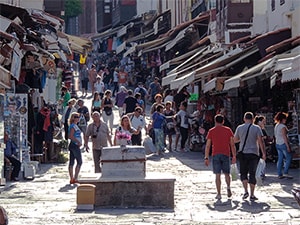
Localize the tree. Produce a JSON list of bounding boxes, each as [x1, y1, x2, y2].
[[65, 0, 82, 18]]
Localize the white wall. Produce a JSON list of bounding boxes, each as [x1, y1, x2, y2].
[[253, 0, 268, 35], [267, 0, 292, 31], [137, 0, 158, 16], [0, 0, 44, 10]]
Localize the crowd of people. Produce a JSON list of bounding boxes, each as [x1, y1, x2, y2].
[[55, 55, 295, 201]]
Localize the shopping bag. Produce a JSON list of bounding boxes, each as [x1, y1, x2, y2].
[[143, 136, 157, 155], [230, 163, 239, 181], [256, 158, 266, 186]]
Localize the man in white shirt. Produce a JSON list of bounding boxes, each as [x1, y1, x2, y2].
[[128, 106, 146, 145], [94, 75, 105, 98]]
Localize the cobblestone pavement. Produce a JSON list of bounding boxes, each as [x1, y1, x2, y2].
[[1, 92, 299, 225]]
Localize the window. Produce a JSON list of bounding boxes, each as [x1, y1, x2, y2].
[[271, 0, 275, 11], [280, 0, 285, 5]]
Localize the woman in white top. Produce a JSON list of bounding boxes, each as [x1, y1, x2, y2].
[[274, 112, 293, 179]]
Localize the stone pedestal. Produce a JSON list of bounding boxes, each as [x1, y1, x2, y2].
[[79, 173, 175, 208], [101, 146, 146, 178], [78, 145, 175, 208]]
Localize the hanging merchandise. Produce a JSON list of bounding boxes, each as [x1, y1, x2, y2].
[[4, 93, 29, 163], [79, 54, 87, 64]]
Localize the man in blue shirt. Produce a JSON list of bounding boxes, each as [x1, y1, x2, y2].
[[4, 132, 21, 181]]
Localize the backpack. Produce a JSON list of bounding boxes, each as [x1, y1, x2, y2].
[[138, 87, 146, 99]]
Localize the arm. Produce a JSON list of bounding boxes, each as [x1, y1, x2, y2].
[[107, 132, 113, 146], [282, 126, 291, 152], [230, 137, 236, 164], [257, 135, 266, 160], [204, 139, 211, 166]]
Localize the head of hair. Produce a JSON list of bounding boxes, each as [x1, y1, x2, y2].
[[135, 106, 142, 112], [244, 112, 254, 120], [155, 93, 162, 100], [181, 101, 187, 108], [156, 104, 164, 112], [165, 101, 172, 106], [69, 112, 80, 125], [120, 115, 131, 130], [127, 90, 133, 95], [215, 114, 224, 124], [274, 112, 288, 123], [104, 89, 111, 96], [135, 92, 141, 98], [254, 115, 265, 125]]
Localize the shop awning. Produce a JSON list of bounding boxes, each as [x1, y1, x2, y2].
[[281, 54, 300, 83], [123, 43, 137, 57], [165, 25, 191, 51], [91, 25, 123, 41], [117, 22, 134, 37], [0, 66, 12, 88], [170, 71, 195, 91], [203, 77, 228, 93], [223, 58, 273, 90], [116, 41, 127, 54]]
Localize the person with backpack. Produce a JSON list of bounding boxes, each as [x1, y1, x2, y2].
[[134, 82, 148, 103]]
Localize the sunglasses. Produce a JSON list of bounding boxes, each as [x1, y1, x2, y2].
[[74, 116, 80, 119]]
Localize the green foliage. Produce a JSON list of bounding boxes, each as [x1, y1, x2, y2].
[[65, 0, 82, 18], [57, 152, 69, 163]]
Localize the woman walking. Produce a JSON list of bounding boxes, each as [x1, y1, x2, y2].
[[274, 112, 293, 179], [101, 90, 114, 135], [152, 104, 166, 155], [68, 112, 83, 184]]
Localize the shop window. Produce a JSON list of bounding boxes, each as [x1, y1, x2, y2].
[[271, 0, 275, 11]]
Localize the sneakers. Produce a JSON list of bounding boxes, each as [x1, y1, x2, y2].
[[283, 174, 293, 179], [215, 194, 222, 200], [250, 196, 258, 201], [242, 192, 249, 200], [227, 188, 232, 198], [278, 175, 285, 179]]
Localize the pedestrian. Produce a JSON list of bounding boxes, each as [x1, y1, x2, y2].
[[76, 99, 90, 134], [274, 112, 293, 179], [135, 93, 145, 112], [60, 85, 71, 110], [173, 87, 190, 112], [152, 104, 166, 155], [204, 114, 237, 200], [123, 89, 138, 114], [175, 101, 189, 152], [94, 75, 105, 99], [88, 64, 97, 95], [62, 98, 77, 140], [150, 93, 164, 115], [234, 112, 266, 201], [84, 111, 112, 173], [114, 115, 140, 146], [134, 82, 148, 103], [128, 107, 146, 145], [4, 131, 21, 181], [112, 67, 119, 96], [101, 90, 114, 135], [148, 77, 162, 103], [68, 112, 83, 184], [91, 91, 102, 113], [115, 86, 128, 117], [163, 101, 176, 151], [79, 64, 89, 96]]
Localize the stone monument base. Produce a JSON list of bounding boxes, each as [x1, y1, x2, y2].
[[79, 172, 175, 208]]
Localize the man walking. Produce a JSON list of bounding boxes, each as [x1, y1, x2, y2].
[[84, 111, 112, 173], [234, 112, 266, 201], [204, 114, 236, 200]]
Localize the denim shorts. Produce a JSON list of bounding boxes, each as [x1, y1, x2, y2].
[[212, 154, 230, 174]]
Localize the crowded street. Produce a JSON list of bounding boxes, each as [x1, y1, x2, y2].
[[0, 92, 299, 225]]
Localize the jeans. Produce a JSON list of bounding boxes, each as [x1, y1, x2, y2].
[[276, 143, 292, 176]]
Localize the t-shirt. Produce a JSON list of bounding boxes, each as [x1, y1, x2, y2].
[[176, 110, 189, 129], [234, 123, 263, 156], [118, 71, 128, 84], [69, 123, 82, 145], [124, 96, 138, 114], [274, 123, 287, 145], [206, 126, 234, 156], [85, 122, 109, 149]]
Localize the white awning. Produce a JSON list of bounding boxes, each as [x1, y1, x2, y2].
[[123, 43, 137, 58], [165, 26, 189, 51], [223, 58, 273, 90], [117, 22, 134, 37], [281, 54, 300, 83], [162, 73, 177, 86], [203, 77, 217, 93], [170, 71, 195, 91], [116, 41, 126, 54]]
